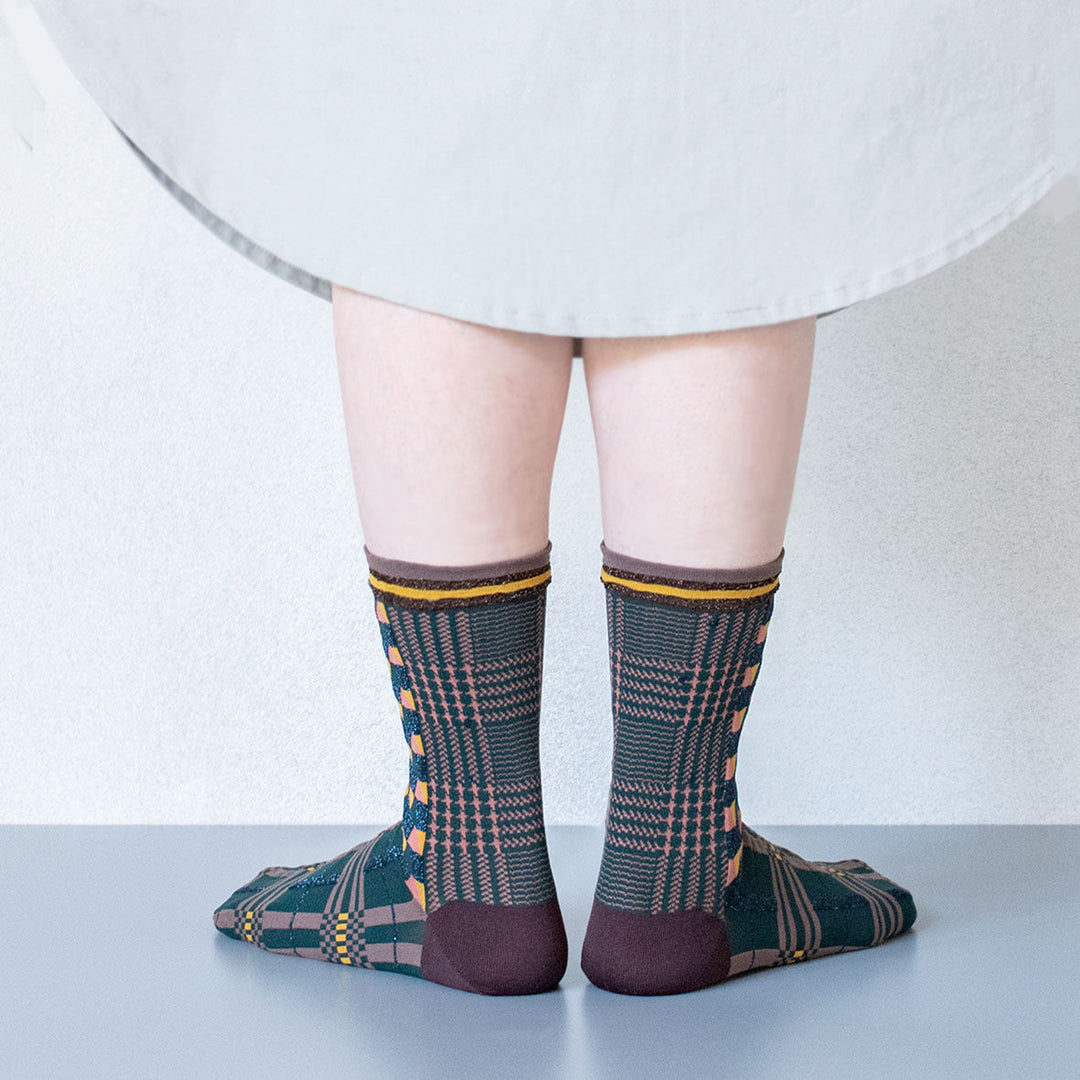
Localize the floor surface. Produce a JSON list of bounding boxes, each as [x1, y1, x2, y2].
[[1, 825, 1077, 1079]]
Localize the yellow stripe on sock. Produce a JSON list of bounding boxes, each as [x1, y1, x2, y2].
[[369, 568, 551, 602], [601, 567, 777, 601]]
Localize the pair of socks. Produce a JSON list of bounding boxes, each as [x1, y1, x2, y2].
[[213, 541, 916, 995]]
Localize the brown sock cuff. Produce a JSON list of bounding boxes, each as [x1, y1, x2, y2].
[[365, 540, 552, 609], [599, 541, 783, 609], [365, 539, 551, 580], [600, 541, 783, 583]]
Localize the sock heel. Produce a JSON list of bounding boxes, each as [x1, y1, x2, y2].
[[420, 897, 569, 995], [580, 899, 731, 996]]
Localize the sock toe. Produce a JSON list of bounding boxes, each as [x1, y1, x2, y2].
[[211, 853, 347, 943]]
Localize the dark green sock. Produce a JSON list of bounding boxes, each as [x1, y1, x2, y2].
[[213, 542, 568, 995], [580, 542, 917, 995]]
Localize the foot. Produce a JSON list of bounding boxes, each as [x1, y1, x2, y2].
[[581, 542, 918, 995], [213, 826, 426, 973], [581, 822, 916, 995], [213, 821, 569, 994], [213, 546, 569, 995]]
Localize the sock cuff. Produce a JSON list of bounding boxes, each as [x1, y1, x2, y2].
[[366, 540, 552, 608], [599, 541, 782, 608]]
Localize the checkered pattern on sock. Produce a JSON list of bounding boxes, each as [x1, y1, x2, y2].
[[593, 544, 778, 916], [581, 542, 916, 994], [212, 541, 568, 995], [368, 548, 557, 912]]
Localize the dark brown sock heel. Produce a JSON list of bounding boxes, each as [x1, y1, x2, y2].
[[580, 899, 731, 995], [421, 897, 569, 995]]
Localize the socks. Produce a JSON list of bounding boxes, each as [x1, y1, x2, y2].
[[211, 536, 915, 996], [580, 542, 917, 995], [212, 541, 568, 995]]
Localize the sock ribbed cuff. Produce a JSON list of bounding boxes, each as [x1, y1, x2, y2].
[[599, 541, 782, 610], [365, 540, 552, 609]]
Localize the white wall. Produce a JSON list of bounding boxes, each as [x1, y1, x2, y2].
[[3, 7, 1079, 825]]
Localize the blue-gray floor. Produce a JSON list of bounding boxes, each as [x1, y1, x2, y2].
[[1, 826, 1077, 1079]]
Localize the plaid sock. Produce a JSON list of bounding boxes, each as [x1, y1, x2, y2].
[[580, 542, 917, 995], [213, 541, 568, 995]]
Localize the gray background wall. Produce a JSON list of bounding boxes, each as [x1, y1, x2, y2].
[[3, 7, 1079, 825]]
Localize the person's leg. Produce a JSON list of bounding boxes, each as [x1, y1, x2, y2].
[[334, 286, 573, 564], [582, 319, 815, 568], [578, 318, 916, 995], [212, 285, 575, 995]]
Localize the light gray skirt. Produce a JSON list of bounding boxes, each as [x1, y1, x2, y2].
[[31, 2, 1080, 352]]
